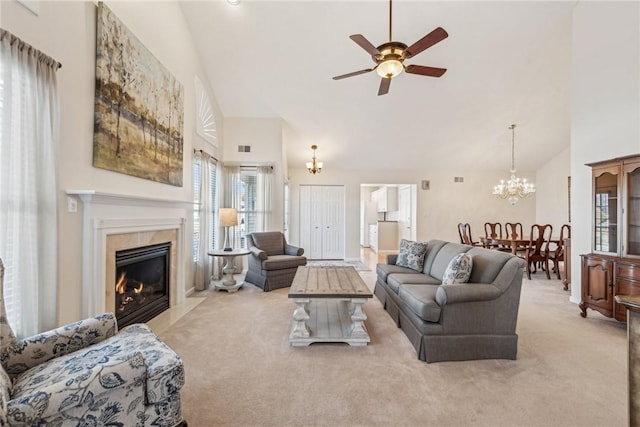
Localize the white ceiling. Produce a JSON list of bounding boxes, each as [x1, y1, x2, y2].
[[181, 1, 575, 172]]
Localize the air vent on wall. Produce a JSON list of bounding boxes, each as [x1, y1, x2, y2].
[[238, 145, 251, 153], [454, 177, 464, 183]]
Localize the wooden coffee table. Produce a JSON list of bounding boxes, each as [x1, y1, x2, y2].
[[288, 266, 373, 347]]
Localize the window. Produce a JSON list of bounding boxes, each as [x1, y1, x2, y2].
[[236, 168, 257, 248], [193, 154, 217, 262]]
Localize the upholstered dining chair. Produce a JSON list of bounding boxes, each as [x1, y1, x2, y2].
[[524, 224, 553, 279], [245, 231, 307, 291], [0, 258, 186, 426], [550, 224, 571, 280]]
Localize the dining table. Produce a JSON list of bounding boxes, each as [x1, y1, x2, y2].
[[479, 236, 560, 255]]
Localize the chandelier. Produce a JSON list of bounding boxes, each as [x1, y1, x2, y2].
[[492, 124, 535, 205], [306, 144, 323, 174]]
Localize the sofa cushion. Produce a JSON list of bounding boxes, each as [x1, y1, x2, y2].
[[430, 243, 472, 280], [396, 239, 428, 271], [250, 232, 285, 256], [398, 285, 441, 322], [376, 263, 415, 282], [262, 255, 307, 271], [466, 247, 512, 284], [421, 240, 449, 274], [442, 253, 473, 285], [387, 273, 440, 294]]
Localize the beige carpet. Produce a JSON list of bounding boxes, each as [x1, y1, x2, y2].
[[160, 270, 627, 427]]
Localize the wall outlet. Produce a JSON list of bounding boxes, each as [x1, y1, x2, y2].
[[67, 196, 78, 213]]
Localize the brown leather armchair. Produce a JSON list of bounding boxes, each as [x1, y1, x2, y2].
[[244, 232, 307, 291]]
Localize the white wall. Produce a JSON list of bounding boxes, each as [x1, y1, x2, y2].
[[535, 147, 571, 230], [570, 2, 640, 304], [1, 0, 223, 325], [288, 168, 536, 260], [223, 117, 285, 231]]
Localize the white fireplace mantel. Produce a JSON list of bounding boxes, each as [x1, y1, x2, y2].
[[65, 189, 192, 209], [67, 190, 188, 318]]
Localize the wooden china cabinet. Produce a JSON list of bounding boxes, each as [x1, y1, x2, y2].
[[580, 154, 640, 322]]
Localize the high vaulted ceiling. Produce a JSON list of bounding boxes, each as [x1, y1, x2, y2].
[[181, 1, 575, 172]]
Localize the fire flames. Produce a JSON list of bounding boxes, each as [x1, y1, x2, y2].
[[115, 272, 144, 312]]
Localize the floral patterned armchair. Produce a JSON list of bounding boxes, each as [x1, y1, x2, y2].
[[0, 258, 186, 426]]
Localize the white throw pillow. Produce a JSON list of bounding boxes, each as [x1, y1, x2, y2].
[[442, 253, 473, 285]]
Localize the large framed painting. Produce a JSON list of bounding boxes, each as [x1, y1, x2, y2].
[[93, 2, 184, 187]]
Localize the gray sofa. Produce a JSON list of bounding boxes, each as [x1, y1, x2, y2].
[[374, 239, 525, 363]]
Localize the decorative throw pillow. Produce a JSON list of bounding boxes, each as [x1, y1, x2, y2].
[[395, 239, 428, 272], [442, 253, 473, 285], [0, 365, 11, 424]]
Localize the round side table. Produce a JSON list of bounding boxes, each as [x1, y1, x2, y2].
[[208, 249, 250, 293]]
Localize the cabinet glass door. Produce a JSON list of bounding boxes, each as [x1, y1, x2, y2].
[[626, 164, 640, 256], [594, 171, 618, 253]]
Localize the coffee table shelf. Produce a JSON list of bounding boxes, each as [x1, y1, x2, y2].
[[288, 266, 373, 347]]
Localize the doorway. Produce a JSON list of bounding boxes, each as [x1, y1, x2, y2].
[[360, 184, 417, 254]]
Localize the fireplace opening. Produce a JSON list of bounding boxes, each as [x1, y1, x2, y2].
[[115, 242, 170, 328]]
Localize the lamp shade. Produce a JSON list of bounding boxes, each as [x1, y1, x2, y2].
[[219, 208, 238, 227]]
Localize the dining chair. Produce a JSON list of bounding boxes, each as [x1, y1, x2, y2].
[[484, 222, 511, 251], [524, 224, 553, 279], [505, 222, 524, 240], [550, 224, 571, 280], [457, 223, 480, 246], [505, 222, 526, 256]]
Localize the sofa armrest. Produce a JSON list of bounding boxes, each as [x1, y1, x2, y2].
[[386, 254, 399, 265], [8, 351, 146, 423], [2, 313, 117, 377], [435, 283, 502, 306], [285, 244, 304, 256], [248, 246, 267, 260]]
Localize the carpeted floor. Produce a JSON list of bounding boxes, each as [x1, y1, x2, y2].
[[160, 270, 627, 427]]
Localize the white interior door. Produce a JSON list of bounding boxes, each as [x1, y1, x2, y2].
[[308, 186, 324, 259], [299, 185, 345, 260], [398, 185, 412, 242], [322, 186, 345, 259]]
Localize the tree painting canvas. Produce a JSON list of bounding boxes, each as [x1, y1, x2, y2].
[[93, 2, 184, 187]]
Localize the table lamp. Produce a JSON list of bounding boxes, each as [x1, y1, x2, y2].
[[219, 208, 238, 251]]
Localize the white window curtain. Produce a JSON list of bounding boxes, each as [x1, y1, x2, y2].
[[256, 166, 273, 232], [193, 150, 217, 291], [0, 29, 60, 338]]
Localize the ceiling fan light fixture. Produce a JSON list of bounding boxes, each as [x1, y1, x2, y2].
[[376, 59, 403, 78]]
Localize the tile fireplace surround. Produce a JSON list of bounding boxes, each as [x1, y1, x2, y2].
[[67, 190, 189, 319]]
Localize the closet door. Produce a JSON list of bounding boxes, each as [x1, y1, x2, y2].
[[299, 185, 345, 259], [322, 186, 345, 259]]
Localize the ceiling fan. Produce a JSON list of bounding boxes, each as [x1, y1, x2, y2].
[[332, 0, 448, 96]]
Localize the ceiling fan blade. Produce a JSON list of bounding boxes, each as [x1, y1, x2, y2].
[[378, 77, 391, 96], [405, 64, 447, 77], [405, 27, 448, 58], [332, 68, 375, 80], [350, 34, 380, 57]]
